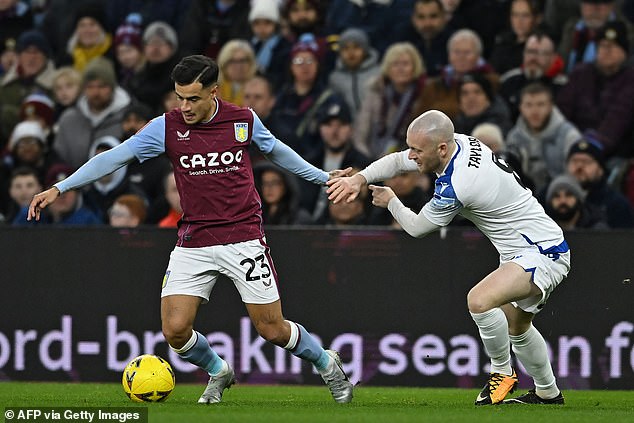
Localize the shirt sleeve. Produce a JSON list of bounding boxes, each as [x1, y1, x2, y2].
[[249, 109, 277, 154], [125, 115, 166, 162], [388, 197, 441, 238], [359, 150, 418, 183], [266, 141, 329, 184], [421, 176, 463, 226], [54, 142, 137, 193], [249, 110, 328, 184]]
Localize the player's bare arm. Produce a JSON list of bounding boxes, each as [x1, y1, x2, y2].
[[27, 186, 60, 221]]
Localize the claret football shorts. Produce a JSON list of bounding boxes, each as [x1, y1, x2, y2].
[[504, 249, 571, 314], [161, 238, 280, 304]]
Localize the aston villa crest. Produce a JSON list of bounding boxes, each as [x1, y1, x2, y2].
[[234, 123, 248, 142]]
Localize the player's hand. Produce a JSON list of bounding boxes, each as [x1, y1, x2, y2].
[[369, 185, 396, 208], [326, 173, 366, 204], [27, 187, 60, 221], [327, 167, 353, 180]]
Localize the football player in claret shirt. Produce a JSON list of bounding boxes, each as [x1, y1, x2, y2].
[[29, 55, 353, 404], [328, 110, 570, 405]]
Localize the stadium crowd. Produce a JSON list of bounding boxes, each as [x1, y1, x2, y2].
[[1, 0, 634, 229]]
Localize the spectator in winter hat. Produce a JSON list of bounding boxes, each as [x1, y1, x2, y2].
[[284, 0, 336, 76], [114, 14, 146, 89], [454, 72, 512, 137], [9, 121, 47, 154], [274, 33, 339, 158], [248, 0, 291, 90], [328, 27, 380, 116], [566, 136, 634, 228], [558, 0, 634, 73], [6, 121, 64, 185], [300, 97, 371, 222], [556, 20, 634, 158], [16, 30, 52, 59], [0, 30, 56, 149], [126, 21, 180, 112], [544, 174, 608, 230], [53, 57, 131, 169], [67, 1, 113, 72], [20, 93, 56, 130], [143, 21, 178, 62], [249, 0, 280, 26], [594, 20, 630, 73]]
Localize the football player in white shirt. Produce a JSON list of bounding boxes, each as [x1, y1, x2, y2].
[[327, 110, 570, 405]]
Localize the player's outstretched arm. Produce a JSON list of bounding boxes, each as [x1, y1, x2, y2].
[[28, 142, 136, 221], [251, 110, 352, 183], [327, 150, 415, 204], [368, 184, 439, 238]]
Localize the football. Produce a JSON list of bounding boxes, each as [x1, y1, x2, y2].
[[122, 354, 175, 402]]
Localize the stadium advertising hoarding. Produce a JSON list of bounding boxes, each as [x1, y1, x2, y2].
[[0, 227, 632, 390]]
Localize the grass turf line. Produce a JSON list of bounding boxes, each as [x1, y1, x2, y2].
[[0, 383, 632, 423]]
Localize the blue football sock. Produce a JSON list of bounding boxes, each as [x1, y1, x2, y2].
[[285, 321, 330, 371], [171, 330, 224, 376]]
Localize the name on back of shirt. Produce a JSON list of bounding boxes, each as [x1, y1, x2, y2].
[[467, 137, 482, 168]]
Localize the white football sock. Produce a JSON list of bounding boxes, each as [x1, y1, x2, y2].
[[470, 308, 513, 375], [510, 325, 559, 399]]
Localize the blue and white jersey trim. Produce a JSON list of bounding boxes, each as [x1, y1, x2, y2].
[[431, 142, 463, 211]]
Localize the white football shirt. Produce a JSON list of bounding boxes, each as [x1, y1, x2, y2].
[[421, 133, 566, 258]]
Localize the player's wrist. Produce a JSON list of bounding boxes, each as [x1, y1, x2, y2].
[[353, 173, 368, 186]]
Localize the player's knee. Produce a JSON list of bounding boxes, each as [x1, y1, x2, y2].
[[508, 321, 532, 336], [162, 321, 192, 349], [254, 321, 286, 345], [467, 289, 491, 314]]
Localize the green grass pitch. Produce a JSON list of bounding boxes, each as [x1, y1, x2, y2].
[[1, 382, 632, 423]]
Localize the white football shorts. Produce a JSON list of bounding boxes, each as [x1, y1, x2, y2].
[[504, 250, 571, 314], [161, 238, 280, 304]]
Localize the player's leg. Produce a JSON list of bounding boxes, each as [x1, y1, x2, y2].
[[219, 238, 352, 403], [160, 247, 234, 404], [244, 300, 353, 403], [161, 294, 224, 374], [467, 262, 538, 404], [500, 251, 571, 405], [161, 294, 235, 404], [501, 304, 563, 404]]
